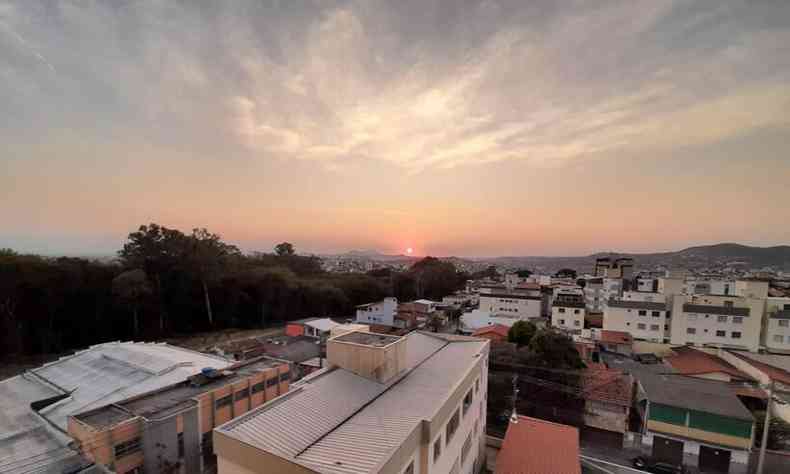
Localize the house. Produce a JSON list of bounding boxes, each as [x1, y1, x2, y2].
[[604, 291, 670, 343], [664, 346, 754, 383], [635, 371, 755, 472], [355, 297, 398, 326], [581, 367, 633, 445], [494, 415, 581, 474], [765, 297, 790, 353], [551, 290, 587, 333], [473, 324, 510, 344], [69, 356, 290, 473], [0, 341, 233, 474], [478, 290, 542, 320], [397, 300, 438, 328], [213, 331, 489, 474], [596, 330, 634, 356], [286, 318, 342, 339], [460, 309, 534, 334]]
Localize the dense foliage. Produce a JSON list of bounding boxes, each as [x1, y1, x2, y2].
[[0, 225, 466, 357]]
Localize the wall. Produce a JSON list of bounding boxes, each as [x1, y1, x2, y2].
[[551, 306, 585, 333], [356, 298, 398, 326], [669, 295, 761, 352], [765, 298, 790, 352], [285, 323, 304, 337], [215, 431, 316, 474], [641, 431, 750, 464], [479, 295, 541, 319], [585, 400, 628, 433], [603, 305, 668, 343], [326, 335, 407, 383]]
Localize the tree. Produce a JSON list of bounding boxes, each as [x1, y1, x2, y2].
[[554, 268, 577, 279], [527, 329, 584, 369], [409, 257, 464, 300], [507, 320, 537, 347], [515, 269, 532, 278], [112, 269, 152, 336], [274, 242, 295, 256], [183, 228, 240, 326]]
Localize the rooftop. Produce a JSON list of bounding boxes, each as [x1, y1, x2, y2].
[[727, 351, 790, 386], [495, 416, 581, 474], [473, 324, 510, 338], [683, 304, 750, 317], [599, 330, 633, 345], [332, 331, 401, 347], [216, 332, 488, 473], [664, 347, 753, 381], [582, 368, 633, 406], [607, 299, 667, 311]]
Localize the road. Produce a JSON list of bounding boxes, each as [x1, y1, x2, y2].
[[582, 455, 648, 474]]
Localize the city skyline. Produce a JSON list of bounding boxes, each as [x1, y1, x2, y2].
[[2, 1, 790, 257]]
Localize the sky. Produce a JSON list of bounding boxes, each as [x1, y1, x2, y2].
[[1, 0, 789, 258]]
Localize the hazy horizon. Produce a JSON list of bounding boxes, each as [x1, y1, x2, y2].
[[3, 1, 790, 257]]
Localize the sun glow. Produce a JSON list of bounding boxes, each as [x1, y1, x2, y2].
[[406, 247, 413, 255]]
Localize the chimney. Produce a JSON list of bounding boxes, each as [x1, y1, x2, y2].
[[326, 331, 407, 384]]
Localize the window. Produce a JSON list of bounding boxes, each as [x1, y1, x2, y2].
[[774, 335, 784, 343], [716, 330, 726, 337], [279, 372, 290, 383], [652, 311, 660, 317], [433, 437, 442, 463], [178, 432, 184, 458], [558, 319, 565, 325], [574, 309, 580, 314], [234, 389, 249, 402], [637, 323, 646, 330], [688, 314, 698, 321], [114, 438, 142, 459], [731, 332, 742, 339], [403, 461, 414, 474], [650, 325, 660, 331], [446, 409, 460, 442], [638, 310, 647, 316], [559, 307, 566, 313], [266, 377, 278, 387], [779, 320, 789, 328], [687, 328, 697, 335], [463, 389, 473, 416], [216, 394, 232, 409], [724, 301, 734, 308], [717, 315, 728, 323], [251, 381, 266, 394], [733, 317, 743, 324], [461, 432, 473, 465]]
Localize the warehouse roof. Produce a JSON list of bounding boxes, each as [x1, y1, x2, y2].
[[638, 371, 753, 421], [217, 332, 487, 473]]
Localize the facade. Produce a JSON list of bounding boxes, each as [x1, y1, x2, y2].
[[603, 292, 670, 343], [0, 342, 232, 474], [479, 292, 542, 320], [669, 294, 763, 352], [765, 297, 790, 353], [214, 331, 489, 474], [495, 416, 581, 474], [442, 292, 478, 307], [583, 278, 604, 313], [551, 291, 586, 334], [594, 257, 634, 279], [69, 357, 291, 474], [635, 373, 755, 471], [356, 297, 398, 326], [582, 368, 633, 438]]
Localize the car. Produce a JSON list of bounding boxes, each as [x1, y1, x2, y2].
[[632, 456, 686, 474]]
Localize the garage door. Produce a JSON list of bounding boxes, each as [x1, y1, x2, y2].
[[699, 445, 731, 473], [581, 427, 623, 449], [652, 436, 683, 465]]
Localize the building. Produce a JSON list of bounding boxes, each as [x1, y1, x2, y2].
[[0, 341, 232, 474], [397, 300, 439, 329], [664, 346, 754, 384], [459, 309, 524, 334], [583, 277, 604, 313], [214, 331, 489, 474], [594, 257, 634, 279], [479, 291, 542, 320], [765, 297, 790, 353], [472, 324, 510, 344], [635, 372, 755, 472], [355, 297, 398, 326], [596, 330, 634, 356], [669, 293, 763, 352], [286, 318, 342, 340], [604, 291, 670, 343], [494, 415, 581, 474], [551, 290, 586, 333], [69, 356, 291, 473], [442, 292, 478, 308], [581, 367, 633, 444]]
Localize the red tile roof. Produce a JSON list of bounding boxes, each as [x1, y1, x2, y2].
[[729, 351, 790, 386], [582, 367, 633, 406], [665, 347, 754, 381], [474, 324, 510, 339], [496, 416, 581, 474], [599, 330, 633, 345]]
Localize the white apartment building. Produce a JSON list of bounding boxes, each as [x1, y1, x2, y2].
[[765, 297, 790, 353], [478, 292, 542, 320], [355, 297, 398, 326], [669, 294, 763, 352], [552, 291, 586, 333], [214, 331, 489, 474], [603, 291, 670, 343], [583, 278, 604, 313]]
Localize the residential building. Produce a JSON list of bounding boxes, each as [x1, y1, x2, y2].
[[494, 416, 581, 474], [604, 291, 670, 343], [0, 342, 232, 474], [765, 297, 790, 353], [664, 346, 754, 383], [459, 309, 530, 334], [479, 291, 542, 320], [596, 330, 634, 356], [214, 331, 489, 474], [69, 356, 291, 474], [581, 367, 633, 444], [635, 372, 755, 472], [472, 324, 510, 344], [442, 292, 478, 308], [594, 257, 634, 279], [286, 318, 342, 340], [397, 300, 439, 328], [583, 277, 604, 313], [551, 290, 586, 333], [669, 293, 763, 352], [356, 297, 398, 326]]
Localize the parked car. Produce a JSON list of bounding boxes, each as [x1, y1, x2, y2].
[[632, 456, 686, 474]]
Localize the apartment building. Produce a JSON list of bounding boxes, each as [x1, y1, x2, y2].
[[69, 356, 291, 474], [583, 277, 604, 313], [765, 297, 790, 353], [213, 331, 489, 474], [479, 291, 542, 320], [669, 293, 763, 352], [356, 297, 398, 326], [594, 257, 634, 279], [551, 291, 586, 333], [603, 291, 670, 343]]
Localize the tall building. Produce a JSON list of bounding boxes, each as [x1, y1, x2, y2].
[[603, 291, 671, 343], [594, 257, 634, 279], [213, 331, 490, 474], [551, 290, 587, 334]]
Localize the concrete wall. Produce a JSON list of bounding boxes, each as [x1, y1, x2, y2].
[[669, 295, 761, 352], [142, 415, 178, 474], [603, 306, 668, 343], [645, 420, 752, 450], [585, 401, 628, 433], [326, 334, 407, 384], [356, 298, 398, 326], [479, 295, 541, 319], [552, 306, 585, 332]]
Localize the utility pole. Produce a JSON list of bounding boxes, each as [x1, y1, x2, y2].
[[756, 378, 774, 474]]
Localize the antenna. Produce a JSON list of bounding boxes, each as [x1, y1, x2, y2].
[[510, 374, 519, 424]]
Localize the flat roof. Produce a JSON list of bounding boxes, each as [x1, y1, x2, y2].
[[217, 332, 487, 474], [332, 331, 402, 347]]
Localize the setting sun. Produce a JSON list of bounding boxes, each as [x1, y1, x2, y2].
[[406, 247, 413, 255]]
